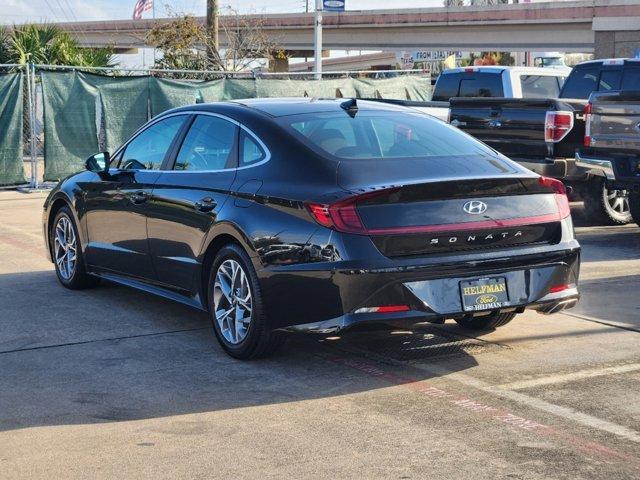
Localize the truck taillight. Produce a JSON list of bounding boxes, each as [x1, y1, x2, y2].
[[538, 176, 571, 219], [583, 103, 592, 147], [544, 111, 574, 143]]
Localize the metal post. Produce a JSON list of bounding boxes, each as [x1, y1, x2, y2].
[[314, 0, 323, 80], [25, 63, 38, 189]]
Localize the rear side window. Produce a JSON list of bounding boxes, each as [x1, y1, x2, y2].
[[240, 131, 266, 166], [432, 73, 459, 101], [432, 72, 504, 100], [174, 115, 237, 171], [598, 70, 622, 92], [622, 66, 640, 90], [283, 111, 496, 160], [520, 75, 561, 98], [561, 66, 600, 99]]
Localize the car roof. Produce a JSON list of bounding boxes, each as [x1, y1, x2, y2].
[[575, 58, 640, 68], [230, 97, 412, 117], [441, 66, 566, 76]]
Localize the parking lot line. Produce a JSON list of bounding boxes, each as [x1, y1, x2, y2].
[[497, 363, 640, 391], [325, 353, 639, 464], [413, 362, 640, 444]]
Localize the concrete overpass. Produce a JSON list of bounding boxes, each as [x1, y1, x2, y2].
[[53, 1, 640, 58]]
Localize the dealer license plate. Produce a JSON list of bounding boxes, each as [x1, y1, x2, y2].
[[460, 277, 509, 312]]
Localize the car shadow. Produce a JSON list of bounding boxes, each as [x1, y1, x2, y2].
[[569, 274, 640, 330], [0, 270, 479, 433]]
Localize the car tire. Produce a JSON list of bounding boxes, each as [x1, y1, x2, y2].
[[454, 312, 517, 331], [582, 177, 631, 225], [630, 193, 640, 227], [207, 244, 286, 359], [50, 207, 99, 289]]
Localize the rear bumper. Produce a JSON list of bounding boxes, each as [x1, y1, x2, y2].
[[514, 157, 585, 181], [575, 151, 615, 180], [283, 290, 580, 334], [576, 150, 640, 191], [264, 245, 581, 332]]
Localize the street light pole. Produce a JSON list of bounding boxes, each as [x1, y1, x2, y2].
[[314, 0, 323, 79]]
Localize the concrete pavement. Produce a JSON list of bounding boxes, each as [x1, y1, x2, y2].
[[1, 192, 639, 479]]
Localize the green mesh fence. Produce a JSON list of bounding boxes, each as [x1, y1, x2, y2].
[[89, 74, 150, 153], [353, 76, 432, 101], [42, 71, 100, 182], [38, 70, 432, 180], [150, 78, 215, 116], [0, 73, 25, 186]]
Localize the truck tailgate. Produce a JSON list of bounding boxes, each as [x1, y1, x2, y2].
[[589, 91, 640, 152], [449, 98, 560, 160]]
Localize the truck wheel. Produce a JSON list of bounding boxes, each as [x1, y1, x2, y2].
[[582, 177, 631, 225], [454, 312, 516, 331], [630, 193, 640, 227]]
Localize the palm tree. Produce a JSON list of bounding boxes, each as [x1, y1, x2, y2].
[[2, 24, 116, 67]]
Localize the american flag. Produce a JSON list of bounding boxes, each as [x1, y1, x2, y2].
[[132, 0, 153, 20]]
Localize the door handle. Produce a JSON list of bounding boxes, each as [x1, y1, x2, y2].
[[130, 190, 148, 204], [195, 197, 217, 212]]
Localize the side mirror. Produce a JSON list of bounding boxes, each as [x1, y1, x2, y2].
[[85, 152, 110, 173]]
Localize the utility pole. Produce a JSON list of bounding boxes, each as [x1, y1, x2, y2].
[[314, 0, 323, 79], [207, 0, 219, 61]]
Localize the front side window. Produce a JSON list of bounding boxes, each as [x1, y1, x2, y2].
[[121, 115, 186, 170], [283, 111, 496, 160], [174, 115, 238, 171], [520, 75, 561, 98]]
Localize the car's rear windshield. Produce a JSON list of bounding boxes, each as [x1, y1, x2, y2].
[[279, 110, 497, 160]]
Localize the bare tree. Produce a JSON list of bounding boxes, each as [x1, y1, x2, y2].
[[147, 7, 285, 72]]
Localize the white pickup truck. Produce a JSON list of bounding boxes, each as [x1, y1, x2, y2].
[[386, 66, 570, 121]]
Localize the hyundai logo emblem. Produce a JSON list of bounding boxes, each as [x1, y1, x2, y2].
[[463, 200, 488, 215]]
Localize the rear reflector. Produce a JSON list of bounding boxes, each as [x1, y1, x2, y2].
[[355, 305, 410, 314], [550, 284, 570, 293], [545, 111, 574, 143]]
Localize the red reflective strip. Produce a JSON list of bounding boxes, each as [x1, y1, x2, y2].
[[375, 305, 410, 313], [550, 284, 569, 293], [366, 212, 563, 236]]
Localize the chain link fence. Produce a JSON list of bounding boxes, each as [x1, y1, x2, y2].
[[0, 64, 438, 188]]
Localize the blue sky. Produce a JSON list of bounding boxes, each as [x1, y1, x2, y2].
[[0, 0, 450, 23]]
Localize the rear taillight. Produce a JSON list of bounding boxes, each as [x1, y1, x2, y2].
[[306, 188, 398, 235], [538, 176, 571, 219], [583, 102, 592, 147], [544, 111, 574, 143]]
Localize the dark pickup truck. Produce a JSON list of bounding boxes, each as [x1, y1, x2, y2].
[[449, 59, 640, 225], [576, 90, 640, 226]]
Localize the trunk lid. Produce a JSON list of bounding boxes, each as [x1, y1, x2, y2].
[[335, 160, 565, 257]]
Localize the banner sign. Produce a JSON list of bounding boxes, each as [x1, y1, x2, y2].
[[323, 0, 345, 12]]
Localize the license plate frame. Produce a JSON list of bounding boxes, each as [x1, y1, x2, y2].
[[460, 276, 510, 312]]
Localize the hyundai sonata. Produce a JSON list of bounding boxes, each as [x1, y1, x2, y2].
[[43, 98, 580, 358]]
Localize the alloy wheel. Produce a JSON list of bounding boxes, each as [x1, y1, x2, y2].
[[213, 259, 253, 345], [605, 188, 630, 216], [54, 216, 77, 280]]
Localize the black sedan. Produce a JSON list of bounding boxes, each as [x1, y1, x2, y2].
[[43, 98, 581, 358]]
